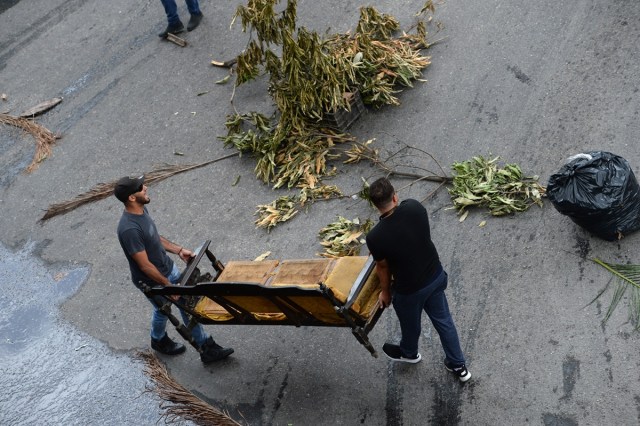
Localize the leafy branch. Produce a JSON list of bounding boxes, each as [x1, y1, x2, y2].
[[255, 185, 345, 231], [448, 156, 546, 220], [224, 0, 435, 190], [318, 216, 374, 258]]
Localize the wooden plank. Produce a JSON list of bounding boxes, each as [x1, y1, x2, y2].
[[271, 259, 333, 287], [166, 33, 187, 47], [216, 260, 279, 285]]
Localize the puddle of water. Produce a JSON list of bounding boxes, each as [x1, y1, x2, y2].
[[0, 305, 49, 353], [0, 241, 181, 425], [0, 241, 84, 356]]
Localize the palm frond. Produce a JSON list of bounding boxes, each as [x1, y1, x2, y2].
[[591, 258, 640, 329], [136, 351, 242, 425], [39, 153, 239, 222], [604, 283, 628, 324], [0, 113, 59, 172]]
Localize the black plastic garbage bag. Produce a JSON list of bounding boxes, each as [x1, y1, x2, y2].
[[547, 151, 640, 241]]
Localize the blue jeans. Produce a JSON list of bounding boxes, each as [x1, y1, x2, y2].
[[160, 0, 201, 25], [392, 268, 466, 367], [149, 263, 208, 347]]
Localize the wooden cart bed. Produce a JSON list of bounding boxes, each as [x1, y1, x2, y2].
[[145, 241, 384, 356]]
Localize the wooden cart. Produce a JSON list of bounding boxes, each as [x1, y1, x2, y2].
[[145, 241, 385, 357]]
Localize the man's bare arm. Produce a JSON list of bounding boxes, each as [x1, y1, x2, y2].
[[375, 258, 392, 308], [160, 235, 194, 263], [131, 250, 170, 286], [160, 236, 182, 255]]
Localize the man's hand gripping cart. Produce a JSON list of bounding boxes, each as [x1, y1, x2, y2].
[[143, 240, 385, 357]]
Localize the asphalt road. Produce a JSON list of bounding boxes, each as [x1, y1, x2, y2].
[[1, 0, 639, 425]]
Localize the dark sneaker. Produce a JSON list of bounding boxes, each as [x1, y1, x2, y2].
[[151, 334, 186, 355], [187, 13, 203, 32], [200, 336, 234, 364], [382, 343, 422, 364], [159, 20, 185, 38], [445, 362, 472, 382]]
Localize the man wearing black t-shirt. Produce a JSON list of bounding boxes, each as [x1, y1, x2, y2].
[[365, 177, 471, 382], [115, 174, 233, 364]]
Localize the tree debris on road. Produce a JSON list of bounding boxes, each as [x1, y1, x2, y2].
[[0, 113, 59, 173]]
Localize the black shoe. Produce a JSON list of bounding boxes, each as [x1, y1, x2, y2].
[[382, 343, 422, 364], [187, 13, 203, 31], [159, 20, 185, 38], [200, 336, 234, 364], [151, 334, 186, 355], [445, 361, 472, 382]]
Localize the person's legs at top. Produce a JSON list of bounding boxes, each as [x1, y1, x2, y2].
[[159, 0, 180, 25], [184, 0, 201, 16], [184, 0, 203, 31], [158, 0, 185, 37]]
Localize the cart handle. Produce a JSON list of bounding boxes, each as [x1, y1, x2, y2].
[[178, 240, 211, 286]]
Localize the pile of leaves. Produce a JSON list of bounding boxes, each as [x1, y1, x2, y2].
[[255, 185, 343, 231], [255, 195, 298, 230], [222, 112, 351, 189], [324, 8, 431, 107], [448, 156, 545, 219], [318, 216, 373, 258], [222, 0, 434, 190]]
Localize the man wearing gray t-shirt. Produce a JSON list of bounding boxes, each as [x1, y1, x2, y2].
[[115, 174, 233, 364]]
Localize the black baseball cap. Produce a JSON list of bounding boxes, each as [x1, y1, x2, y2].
[[114, 175, 145, 202]]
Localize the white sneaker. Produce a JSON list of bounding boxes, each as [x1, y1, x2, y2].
[[445, 362, 471, 382]]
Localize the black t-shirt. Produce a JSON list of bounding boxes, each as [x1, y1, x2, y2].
[[365, 199, 441, 294], [117, 207, 173, 288]]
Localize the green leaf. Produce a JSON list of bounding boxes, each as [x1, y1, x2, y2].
[[216, 75, 231, 85], [591, 258, 640, 329]]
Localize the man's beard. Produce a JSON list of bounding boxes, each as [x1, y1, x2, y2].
[[134, 193, 150, 204]]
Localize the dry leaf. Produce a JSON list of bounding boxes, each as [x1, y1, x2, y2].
[[211, 58, 237, 68], [459, 210, 469, 222], [254, 251, 272, 261], [19, 97, 63, 118], [478, 220, 486, 227]]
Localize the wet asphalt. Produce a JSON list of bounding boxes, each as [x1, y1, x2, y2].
[[0, 241, 172, 424], [1, 0, 640, 425]]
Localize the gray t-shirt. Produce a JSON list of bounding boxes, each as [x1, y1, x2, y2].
[[117, 207, 173, 289]]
